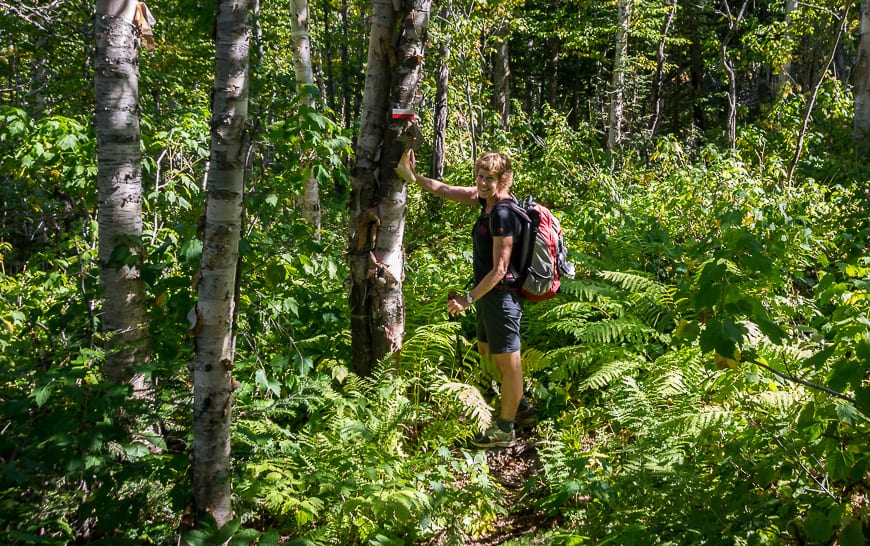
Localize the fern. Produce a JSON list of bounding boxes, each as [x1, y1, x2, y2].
[[559, 277, 623, 301], [435, 380, 493, 433], [578, 317, 656, 345], [599, 270, 661, 294], [581, 360, 643, 391]]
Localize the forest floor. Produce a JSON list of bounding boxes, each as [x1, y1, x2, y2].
[[422, 428, 568, 545]]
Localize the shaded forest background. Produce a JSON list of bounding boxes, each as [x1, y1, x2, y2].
[[1, 0, 869, 544]]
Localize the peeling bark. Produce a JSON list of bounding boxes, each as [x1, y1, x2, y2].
[[348, 0, 431, 376]]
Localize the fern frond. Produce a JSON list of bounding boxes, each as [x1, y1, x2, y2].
[[436, 381, 493, 433], [543, 301, 606, 322], [579, 317, 656, 345], [581, 360, 643, 391], [559, 278, 623, 301], [403, 322, 466, 366], [673, 407, 732, 436], [521, 347, 553, 375], [599, 270, 659, 294], [748, 389, 807, 416]]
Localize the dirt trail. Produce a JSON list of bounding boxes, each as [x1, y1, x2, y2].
[[423, 430, 563, 545]]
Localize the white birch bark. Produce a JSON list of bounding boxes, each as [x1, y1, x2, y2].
[[855, 0, 870, 140], [94, 0, 150, 394], [608, 0, 630, 150], [348, 0, 431, 376], [191, 0, 251, 528], [290, 0, 322, 238]]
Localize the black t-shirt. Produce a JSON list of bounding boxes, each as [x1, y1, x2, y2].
[[472, 198, 525, 285]]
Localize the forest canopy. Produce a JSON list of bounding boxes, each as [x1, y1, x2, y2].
[[1, 0, 869, 544]]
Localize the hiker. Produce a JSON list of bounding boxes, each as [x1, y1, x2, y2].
[[396, 149, 534, 448]]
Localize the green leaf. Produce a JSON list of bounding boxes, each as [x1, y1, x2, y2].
[[699, 319, 746, 359], [753, 315, 787, 345], [254, 368, 281, 397], [824, 448, 851, 481], [182, 239, 203, 266], [803, 510, 833, 542], [229, 528, 261, 546], [839, 518, 866, 546], [853, 385, 870, 418], [257, 529, 281, 546], [802, 345, 836, 370], [32, 384, 52, 408]]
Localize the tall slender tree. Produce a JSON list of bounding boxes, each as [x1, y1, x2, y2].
[[492, 26, 511, 130], [94, 0, 151, 394], [190, 0, 251, 528], [431, 9, 451, 181], [855, 0, 870, 140], [290, 0, 322, 238], [608, 0, 631, 150], [348, 0, 431, 376], [649, 0, 678, 137]]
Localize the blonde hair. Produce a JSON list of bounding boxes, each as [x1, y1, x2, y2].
[[474, 151, 513, 189]]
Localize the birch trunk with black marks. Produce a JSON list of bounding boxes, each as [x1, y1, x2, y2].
[[191, 0, 251, 528], [290, 0, 321, 238], [348, 0, 431, 376], [95, 0, 150, 394]]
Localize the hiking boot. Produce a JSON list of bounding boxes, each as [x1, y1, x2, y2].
[[471, 424, 516, 448], [515, 405, 538, 430]]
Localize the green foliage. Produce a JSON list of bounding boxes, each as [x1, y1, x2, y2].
[[3, 1, 870, 544]]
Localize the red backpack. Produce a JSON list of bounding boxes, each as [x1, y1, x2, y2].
[[491, 197, 575, 301]]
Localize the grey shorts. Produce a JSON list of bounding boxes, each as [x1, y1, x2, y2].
[[476, 288, 523, 354]]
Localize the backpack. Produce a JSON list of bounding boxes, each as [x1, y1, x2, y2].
[[490, 196, 575, 301]]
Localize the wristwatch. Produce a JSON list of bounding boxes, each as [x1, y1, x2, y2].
[[465, 293, 475, 305]]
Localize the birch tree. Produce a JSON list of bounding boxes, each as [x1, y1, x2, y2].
[[608, 0, 630, 150], [855, 0, 870, 140], [290, 0, 322, 238], [94, 0, 150, 394], [348, 0, 431, 376], [190, 0, 251, 528]]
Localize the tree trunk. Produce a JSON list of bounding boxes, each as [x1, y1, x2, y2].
[[348, 0, 431, 376], [340, 0, 353, 129], [607, 0, 630, 150], [94, 0, 150, 394], [290, 0, 321, 238], [191, 0, 251, 528], [775, 0, 798, 96], [492, 28, 511, 130], [855, 0, 870, 141], [787, 8, 848, 187], [720, 0, 749, 149], [649, 0, 677, 137], [431, 36, 450, 181], [322, 0, 336, 113]]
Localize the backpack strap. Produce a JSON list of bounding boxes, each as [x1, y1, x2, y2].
[[489, 198, 532, 284]]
